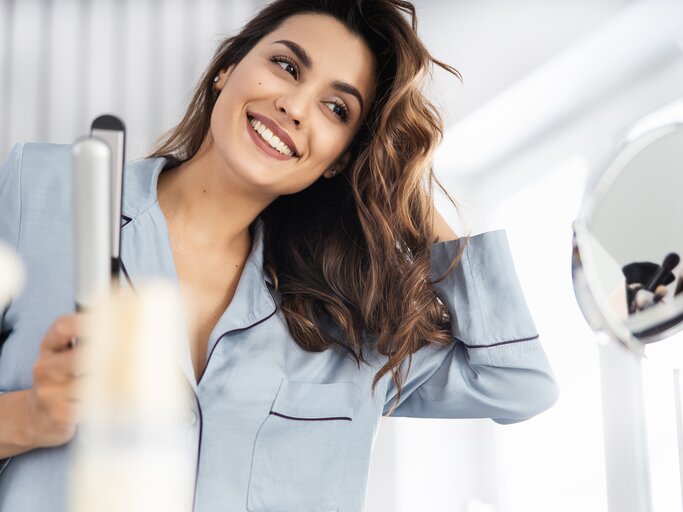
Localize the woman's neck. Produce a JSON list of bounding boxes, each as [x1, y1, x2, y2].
[[156, 150, 267, 252]]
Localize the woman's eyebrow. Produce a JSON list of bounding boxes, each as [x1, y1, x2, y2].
[[272, 39, 365, 113], [273, 40, 312, 69], [331, 81, 365, 114]]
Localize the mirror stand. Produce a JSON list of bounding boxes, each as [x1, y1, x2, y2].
[[598, 337, 652, 512]]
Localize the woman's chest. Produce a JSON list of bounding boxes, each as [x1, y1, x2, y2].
[[192, 316, 385, 511], [197, 299, 386, 511], [170, 241, 247, 380]]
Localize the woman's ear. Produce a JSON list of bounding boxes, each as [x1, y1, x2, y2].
[[213, 65, 235, 91], [324, 152, 351, 178]]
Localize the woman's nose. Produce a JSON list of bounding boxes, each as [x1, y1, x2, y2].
[[278, 106, 301, 126], [275, 93, 309, 128]]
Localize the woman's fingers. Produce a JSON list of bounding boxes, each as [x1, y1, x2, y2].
[[33, 348, 83, 386], [40, 315, 83, 354], [26, 388, 78, 446], [25, 314, 88, 448]]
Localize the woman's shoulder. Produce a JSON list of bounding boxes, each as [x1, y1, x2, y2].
[[3, 141, 73, 161], [1, 142, 73, 183], [1, 141, 169, 217], [0, 143, 76, 242]]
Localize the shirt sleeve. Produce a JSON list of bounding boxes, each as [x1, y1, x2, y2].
[[0, 143, 23, 250], [383, 230, 559, 424]]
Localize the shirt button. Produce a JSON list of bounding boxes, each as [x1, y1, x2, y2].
[[183, 410, 198, 426]]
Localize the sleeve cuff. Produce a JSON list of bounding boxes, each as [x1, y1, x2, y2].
[[430, 230, 538, 347]]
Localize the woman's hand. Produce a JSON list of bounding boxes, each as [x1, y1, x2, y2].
[[26, 314, 84, 448]]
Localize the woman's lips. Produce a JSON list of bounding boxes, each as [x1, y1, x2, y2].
[[249, 112, 299, 155], [246, 113, 299, 161], [246, 117, 291, 161]]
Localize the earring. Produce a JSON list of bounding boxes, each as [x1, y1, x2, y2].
[[329, 169, 337, 176], [213, 75, 220, 83]]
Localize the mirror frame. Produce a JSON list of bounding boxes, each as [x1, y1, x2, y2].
[[572, 123, 683, 352]]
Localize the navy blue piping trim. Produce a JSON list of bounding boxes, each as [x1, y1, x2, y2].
[[0, 456, 12, 476], [196, 282, 278, 385], [118, 219, 134, 291], [461, 334, 539, 349], [191, 394, 203, 512], [269, 411, 352, 422], [191, 283, 277, 506], [119, 259, 136, 293]]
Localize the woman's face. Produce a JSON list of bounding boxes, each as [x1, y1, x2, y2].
[[208, 13, 376, 197]]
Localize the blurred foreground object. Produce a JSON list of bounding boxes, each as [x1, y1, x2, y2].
[[72, 137, 112, 311], [69, 280, 194, 512], [0, 240, 25, 308]]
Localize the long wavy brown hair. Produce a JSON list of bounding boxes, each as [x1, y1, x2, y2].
[[149, 0, 467, 415]]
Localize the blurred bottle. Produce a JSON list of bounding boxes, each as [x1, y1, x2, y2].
[[69, 280, 194, 512]]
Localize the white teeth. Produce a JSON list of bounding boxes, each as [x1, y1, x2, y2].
[[249, 116, 294, 156]]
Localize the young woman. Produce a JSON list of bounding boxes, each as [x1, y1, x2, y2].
[[0, 1, 558, 510]]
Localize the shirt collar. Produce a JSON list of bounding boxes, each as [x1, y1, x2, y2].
[[118, 157, 277, 389], [120, 157, 272, 285], [121, 156, 167, 220]]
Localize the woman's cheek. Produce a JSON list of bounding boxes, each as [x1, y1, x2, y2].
[[309, 127, 334, 162]]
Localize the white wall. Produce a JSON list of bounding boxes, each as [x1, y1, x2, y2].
[[0, 0, 257, 157]]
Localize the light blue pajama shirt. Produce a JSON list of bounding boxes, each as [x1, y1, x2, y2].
[[0, 142, 558, 512]]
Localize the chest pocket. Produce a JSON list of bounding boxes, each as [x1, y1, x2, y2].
[[247, 379, 357, 512]]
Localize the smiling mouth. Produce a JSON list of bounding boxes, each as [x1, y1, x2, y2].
[[247, 115, 298, 157]]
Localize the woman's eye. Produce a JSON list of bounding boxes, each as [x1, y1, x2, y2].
[[271, 56, 298, 79], [325, 100, 350, 123]]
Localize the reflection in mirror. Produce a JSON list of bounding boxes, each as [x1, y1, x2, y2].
[[573, 124, 683, 347]]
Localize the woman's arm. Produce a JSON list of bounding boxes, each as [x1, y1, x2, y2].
[[0, 352, 82, 463], [0, 390, 39, 458], [385, 230, 559, 422], [0, 145, 81, 460], [0, 315, 83, 459]]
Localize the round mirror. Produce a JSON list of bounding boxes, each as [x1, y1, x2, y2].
[[573, 124, 683, 353]]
